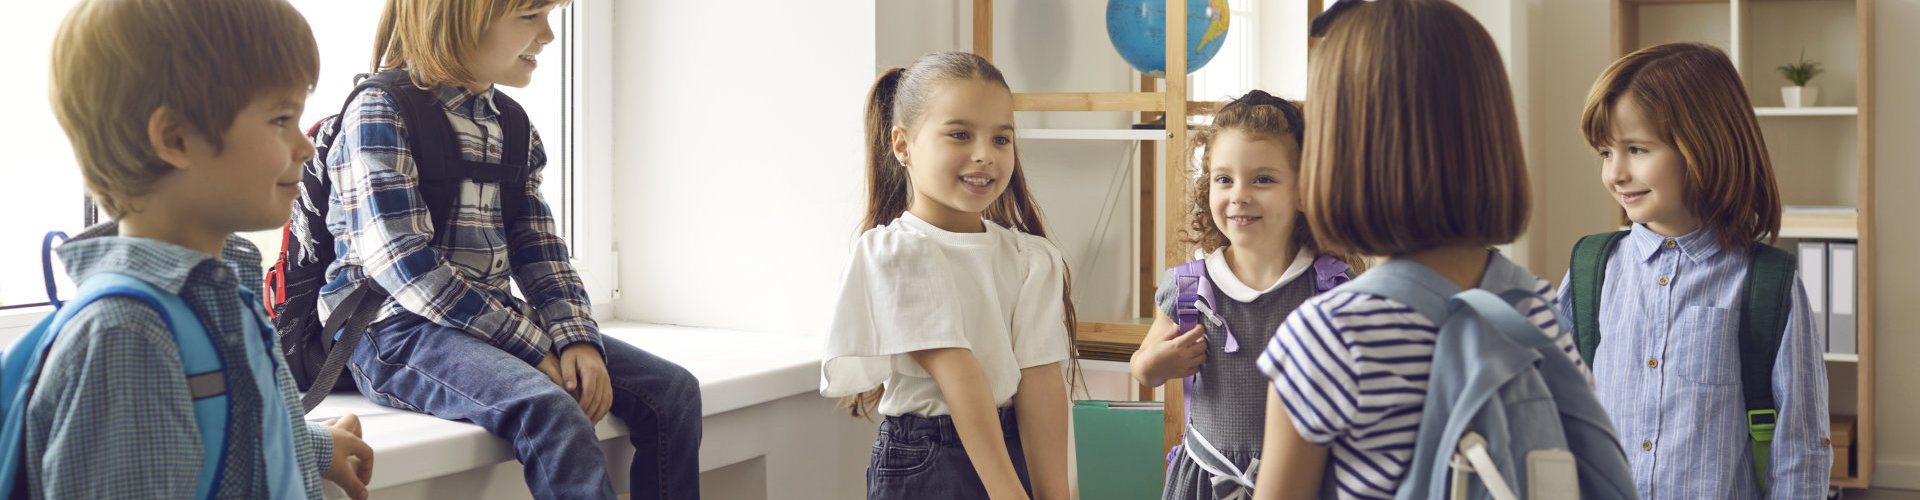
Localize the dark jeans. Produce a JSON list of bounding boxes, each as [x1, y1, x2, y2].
[[348, 314, 702, 499], [868, 405, 1032, 500]]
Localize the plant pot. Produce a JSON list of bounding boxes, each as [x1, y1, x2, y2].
[[1781, 86, 1820, 108]]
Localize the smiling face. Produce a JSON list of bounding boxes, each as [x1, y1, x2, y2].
[[469, 3, 558, 91], [1206, 131, 1302, 256], [892, 78, 1016, 232], [1597, 96, 1697, 237], [173, 86, 314, 232]]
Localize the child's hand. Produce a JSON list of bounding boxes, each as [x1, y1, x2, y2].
[[535, 351, 566, 388], [1135, 324, 1208, 386], [559, 344, 612, 424], [323, 414, 375, 500]]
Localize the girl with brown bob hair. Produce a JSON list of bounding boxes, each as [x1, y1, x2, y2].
[[1250, 0, 1591, 498]]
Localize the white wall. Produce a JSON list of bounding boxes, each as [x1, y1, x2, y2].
[[608, 1, 874, 334]]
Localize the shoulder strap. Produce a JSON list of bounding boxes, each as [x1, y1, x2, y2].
[[0, 271, 228, 500], [490, 89, 532, 225], [354, 70, 463, 240], [1740, 242, 1795, 489], [1569, 231, 1630, 365], [1172, 260, 1209, 335]]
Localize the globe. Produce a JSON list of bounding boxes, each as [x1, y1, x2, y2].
[[1105, 0, 1230, 78]]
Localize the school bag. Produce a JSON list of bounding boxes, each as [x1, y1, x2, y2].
[[1332, 254, 1636, 500], [1566, 230, 1795, 490], [263, 68, 532, 412], [0, 232, 247, 499], [1165, 254, 1350, 498]]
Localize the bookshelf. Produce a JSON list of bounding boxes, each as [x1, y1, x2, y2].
[[1613, 0, 1876, 488]]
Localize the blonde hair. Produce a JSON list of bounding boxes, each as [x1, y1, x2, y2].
[[49, 0, 319, 218], [371, 0, 569, 89], [1301, 0, 1530, 256], [1581, 42, 1781, 250]]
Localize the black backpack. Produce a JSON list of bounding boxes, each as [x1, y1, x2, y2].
[[263, 69, 531, 412]]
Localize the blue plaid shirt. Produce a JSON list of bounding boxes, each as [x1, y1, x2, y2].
[[28, 224, 332, 499], [322, 84, 599, 365]]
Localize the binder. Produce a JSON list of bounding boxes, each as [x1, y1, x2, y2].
[[1798, 242, 1829, 350], [1072, 400, 1165, 499], [1829, 243, 1858, 355]]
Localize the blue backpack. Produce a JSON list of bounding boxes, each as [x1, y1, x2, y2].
[[0, 232, 233, 499], [1332, 254, 1637, 500]]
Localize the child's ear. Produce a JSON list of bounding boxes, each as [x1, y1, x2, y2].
[[891, 126, 910, 167], [147, 106, 194, 169]]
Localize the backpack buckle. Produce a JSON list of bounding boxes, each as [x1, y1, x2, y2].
[[1746, 409, 1777, 442]]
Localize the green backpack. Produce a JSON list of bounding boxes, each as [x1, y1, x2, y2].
[[1567, 230, 1796, 489]]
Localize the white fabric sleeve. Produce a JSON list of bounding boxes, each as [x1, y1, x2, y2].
[[819, 227, 972, 397], [1010, 234, 1071, 369]]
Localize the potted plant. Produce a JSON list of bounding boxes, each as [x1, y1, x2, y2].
[[1777, 49, 1824, 108]]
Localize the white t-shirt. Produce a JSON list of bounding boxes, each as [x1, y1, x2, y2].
[[819, 212, 1072, 417]]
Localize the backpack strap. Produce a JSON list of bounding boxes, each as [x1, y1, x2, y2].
[[0, 261, 229, 499], [1740, 242, 1795, 490], [351, 70, 534, 241], [1568, 231, 1630, 365]]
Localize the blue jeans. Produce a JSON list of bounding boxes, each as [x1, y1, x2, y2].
[[867, 405, 1032, 500], [348, 314, 702, 499]]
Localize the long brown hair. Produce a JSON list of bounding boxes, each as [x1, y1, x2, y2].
[[1302, 0, 1531, 256], [843, 51, 1079, 419], [1182, 91, 1364, 271], [1581, 42, 1781, 250]]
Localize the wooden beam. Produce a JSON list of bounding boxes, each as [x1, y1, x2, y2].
[[1140, 75, 1160, 318], [972, 0, 993, 62], [1012, 92, 1218, 114], [1613, 0, 1638, 58], [1162, 0, 1189, 458], [1854, 0, 1875, 484]]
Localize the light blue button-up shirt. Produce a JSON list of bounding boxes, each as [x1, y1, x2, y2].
[[1557, 224, 1831, 499]]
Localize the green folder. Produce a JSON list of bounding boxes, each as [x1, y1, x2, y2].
[[1072, 400, 1164, 499]]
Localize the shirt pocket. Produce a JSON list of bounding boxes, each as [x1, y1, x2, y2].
[[1671, 305, 1740, 386]]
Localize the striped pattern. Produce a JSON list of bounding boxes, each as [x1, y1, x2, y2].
[[321, 85, 597, 365], [1554, 224, 1830, 499], [28, 224, 332, 499], [1257, 277, 1582, 499]]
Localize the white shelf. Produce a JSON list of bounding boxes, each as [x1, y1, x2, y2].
[[1824, 352, 1859, 363], [1754, 106, 1858, 117], [1017, 128, 1166, 141]]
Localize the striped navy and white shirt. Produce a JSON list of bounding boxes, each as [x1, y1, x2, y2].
[[1257, 274, 1583, 499], [1555, 224, 1830, 499]]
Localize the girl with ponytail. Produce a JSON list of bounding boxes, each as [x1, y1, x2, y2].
[[820, 51, 1075, 500]]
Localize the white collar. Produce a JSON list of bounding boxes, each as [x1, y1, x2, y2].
[[1203, 247, 1314, 302]]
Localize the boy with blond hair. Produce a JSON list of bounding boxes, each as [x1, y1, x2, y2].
[[32, 0, 374, 498]]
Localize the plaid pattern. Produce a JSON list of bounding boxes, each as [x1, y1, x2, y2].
[[27, 223, 332, 499], [321, 84, 599, 365]]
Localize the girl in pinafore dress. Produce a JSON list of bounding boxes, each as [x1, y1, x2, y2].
[[1129, 91, 1357, 500]]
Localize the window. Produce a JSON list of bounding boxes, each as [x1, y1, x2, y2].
[[0, 1, 576, 310], [1189, 0, 1259, 103]]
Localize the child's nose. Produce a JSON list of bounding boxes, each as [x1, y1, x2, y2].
[[293, 129, 315, 165]]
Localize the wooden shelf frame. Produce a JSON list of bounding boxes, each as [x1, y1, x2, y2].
[[1613, 0, 1876, 487]]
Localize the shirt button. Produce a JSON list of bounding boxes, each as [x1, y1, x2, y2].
[[1648, 359, 1659, 368], [1641, 440, 1653, 451], [1657, 276, 1670, 286], [1664, 239, 1677, 248], [1822, 437, 1833, 446], [494, 260, 505, 269]]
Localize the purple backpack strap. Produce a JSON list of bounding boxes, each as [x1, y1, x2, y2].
[[1312, 255, 1352, 293]]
